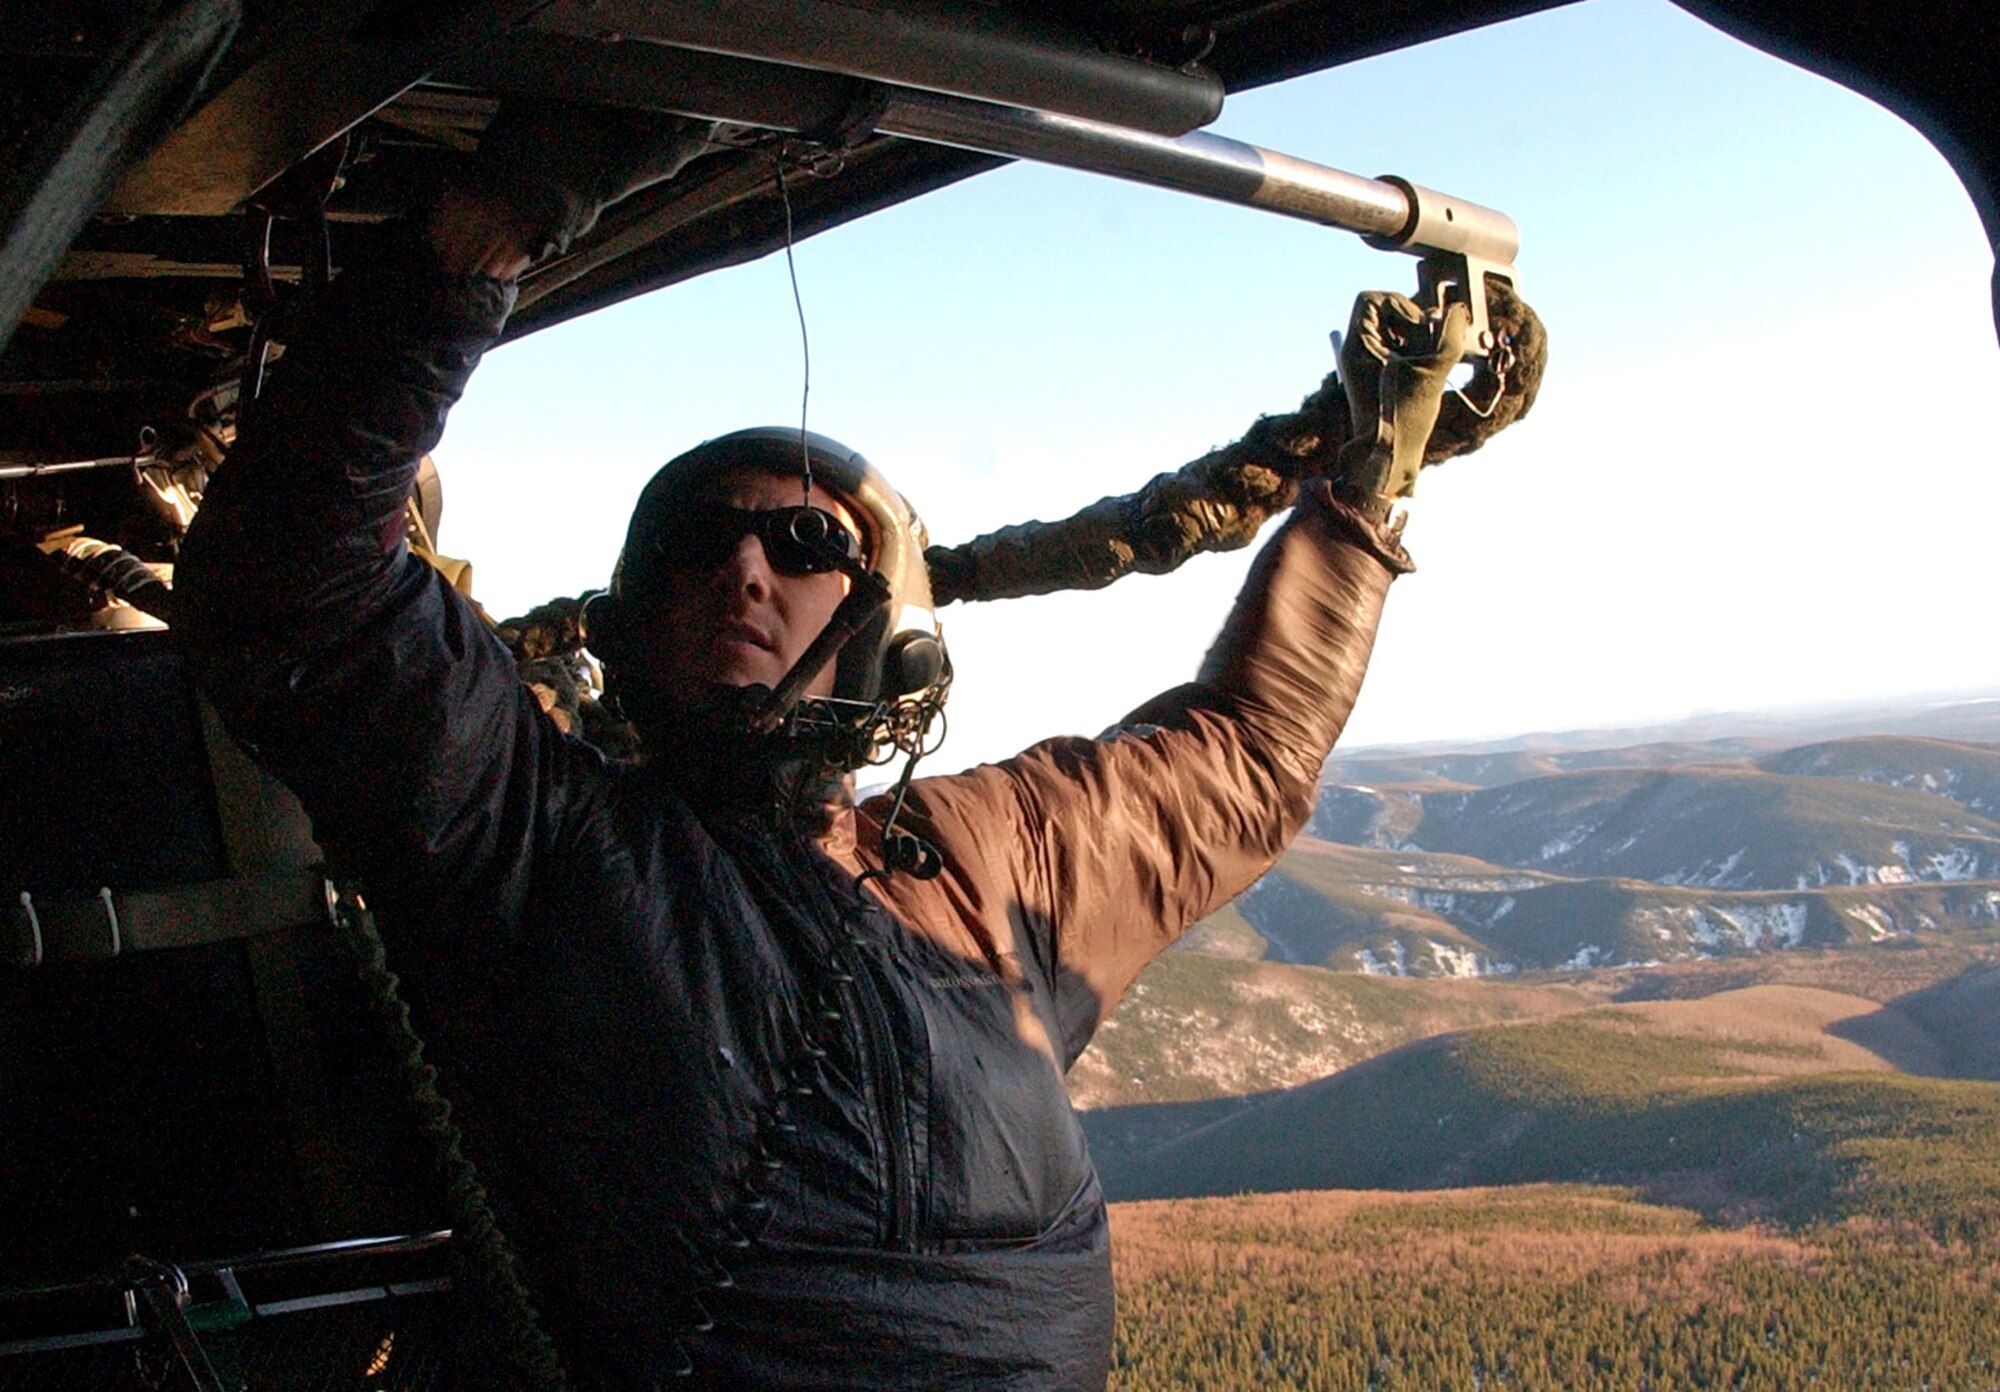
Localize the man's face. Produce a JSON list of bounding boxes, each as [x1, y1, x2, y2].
[[626, 469, 866, 707]]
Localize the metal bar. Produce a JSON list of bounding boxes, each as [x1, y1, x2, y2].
[[0, 454, 158, 480], [439, 30, 861, 135], [0, 1232, 456, 1306], [107, 0, 553, 217], [181, 1229, 455, 1276], [0, 1324, 146, 1358], [874, 88, 1517, 263], [249, 1277, 450, 1317], [528, 0, 1222, 137], [872, 89, 1520, 350], [0, 0, 242, 356]]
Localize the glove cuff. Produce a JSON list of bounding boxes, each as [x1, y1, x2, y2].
[[1305, 479, 1415, 575]]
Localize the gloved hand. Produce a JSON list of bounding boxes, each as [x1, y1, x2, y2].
[[1333, 290, 1471, 523], [458, 98, 720, 265]]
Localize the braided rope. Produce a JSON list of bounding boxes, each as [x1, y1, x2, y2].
[[486, 286, 1545, 730], [325, 878, 570, 1392], [924, 280, 1546, 604]]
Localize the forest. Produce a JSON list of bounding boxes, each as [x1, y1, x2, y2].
[[1107, 1186, 2000, 1390]]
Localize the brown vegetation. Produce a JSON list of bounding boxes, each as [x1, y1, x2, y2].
[[1107, 1187, 2000, 1390]]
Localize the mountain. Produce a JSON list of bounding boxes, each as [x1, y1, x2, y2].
[[1068, 951, 1590, 1109], [1067, 951, 1592, 1175], [1321, 737, 1789, 793], [1314, 758, 2000, 888], [1270, 735, 2000, 977], [1217, 836, 2000, 978], [1095, 980, 2000, 1227], [1326, 690, 2000, 772], [1753, 736, 2000, 817]]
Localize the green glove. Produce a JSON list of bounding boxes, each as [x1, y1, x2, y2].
[[1334, 291, 1471, 523], [463, 99, 720, 263]]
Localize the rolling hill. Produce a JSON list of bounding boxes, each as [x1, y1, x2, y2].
[[1754, 735, 2000, 816], [1086, 709, 2000, 1389], [1216, 836, 2000, 978], [1258, 735, 2000, 977], [1068, 953, 1594, 1175], [1320, 736, 1788, 793], [1314, 758, 2000, 888], [1323, 690, 2000, 779], [1093, 981, 2000, 1231]]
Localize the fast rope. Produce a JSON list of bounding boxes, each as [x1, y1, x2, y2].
[[923, 278, 1548, 604]]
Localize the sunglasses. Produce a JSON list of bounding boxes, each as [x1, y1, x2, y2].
[[646, 503, 864, 578]]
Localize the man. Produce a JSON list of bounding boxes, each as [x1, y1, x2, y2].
[[178, 109, 1478, 1389]]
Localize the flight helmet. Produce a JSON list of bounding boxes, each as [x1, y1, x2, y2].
[[582, 428, 947, 758]]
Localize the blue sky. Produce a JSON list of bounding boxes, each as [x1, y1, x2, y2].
[[434, 0, 2000, 769]]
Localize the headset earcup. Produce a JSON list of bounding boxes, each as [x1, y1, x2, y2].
[[579, 590, 621, 663], [881, 631, 945, 698]]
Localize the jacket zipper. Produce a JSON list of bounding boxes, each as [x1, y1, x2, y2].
[[846, 950, 918, 1250]]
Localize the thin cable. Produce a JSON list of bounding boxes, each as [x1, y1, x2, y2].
[[773, 154, 813, 502]]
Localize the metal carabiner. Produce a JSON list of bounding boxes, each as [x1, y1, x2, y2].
[[98, 886, 121, 956], [1450, 331, 1515, 420], [13, 890, 42, 967]]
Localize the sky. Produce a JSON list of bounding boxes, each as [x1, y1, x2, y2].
[[432, 0, 2000, 771]]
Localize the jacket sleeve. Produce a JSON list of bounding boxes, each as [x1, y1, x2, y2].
[[175, 238, 568, 932], [892, 483, 1406, 1065]]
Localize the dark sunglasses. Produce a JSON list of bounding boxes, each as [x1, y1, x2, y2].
[[647, 503, 864, 577]]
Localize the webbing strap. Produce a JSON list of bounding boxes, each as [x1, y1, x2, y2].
[[3, 868, 323, 964]]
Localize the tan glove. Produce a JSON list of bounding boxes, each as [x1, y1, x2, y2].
[[461, 98, 720, 264], [1333, 291, 1472, 524]]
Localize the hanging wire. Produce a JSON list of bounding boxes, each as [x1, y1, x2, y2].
[[773, 154, 813, 502]]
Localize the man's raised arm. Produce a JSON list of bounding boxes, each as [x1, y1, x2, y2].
[[889, 297, 1494, 1059], [176, 106, 713, 925]]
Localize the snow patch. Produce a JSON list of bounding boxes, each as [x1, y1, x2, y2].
[[1663, 849, 1751, 888], [1355, 940, 1410, 977], [1630, 904, 1711, 954], [1706, 848, 1747, 887], [1834, 853, 1913, 886], [1427, 941, 1487, 978], [1847, 903, 1899, 941], [1925, 847, 1981, 881], [1704, 901, 1809, 950], [1537, 822, 1600, 862]]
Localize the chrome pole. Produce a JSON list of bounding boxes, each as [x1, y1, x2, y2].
[[0, 454, 159, 480], [874, 88, 1521, 349], [876, 88, 1515, 263]]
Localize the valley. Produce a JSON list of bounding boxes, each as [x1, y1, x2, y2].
[[1080, 700, 2000, 1387]]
